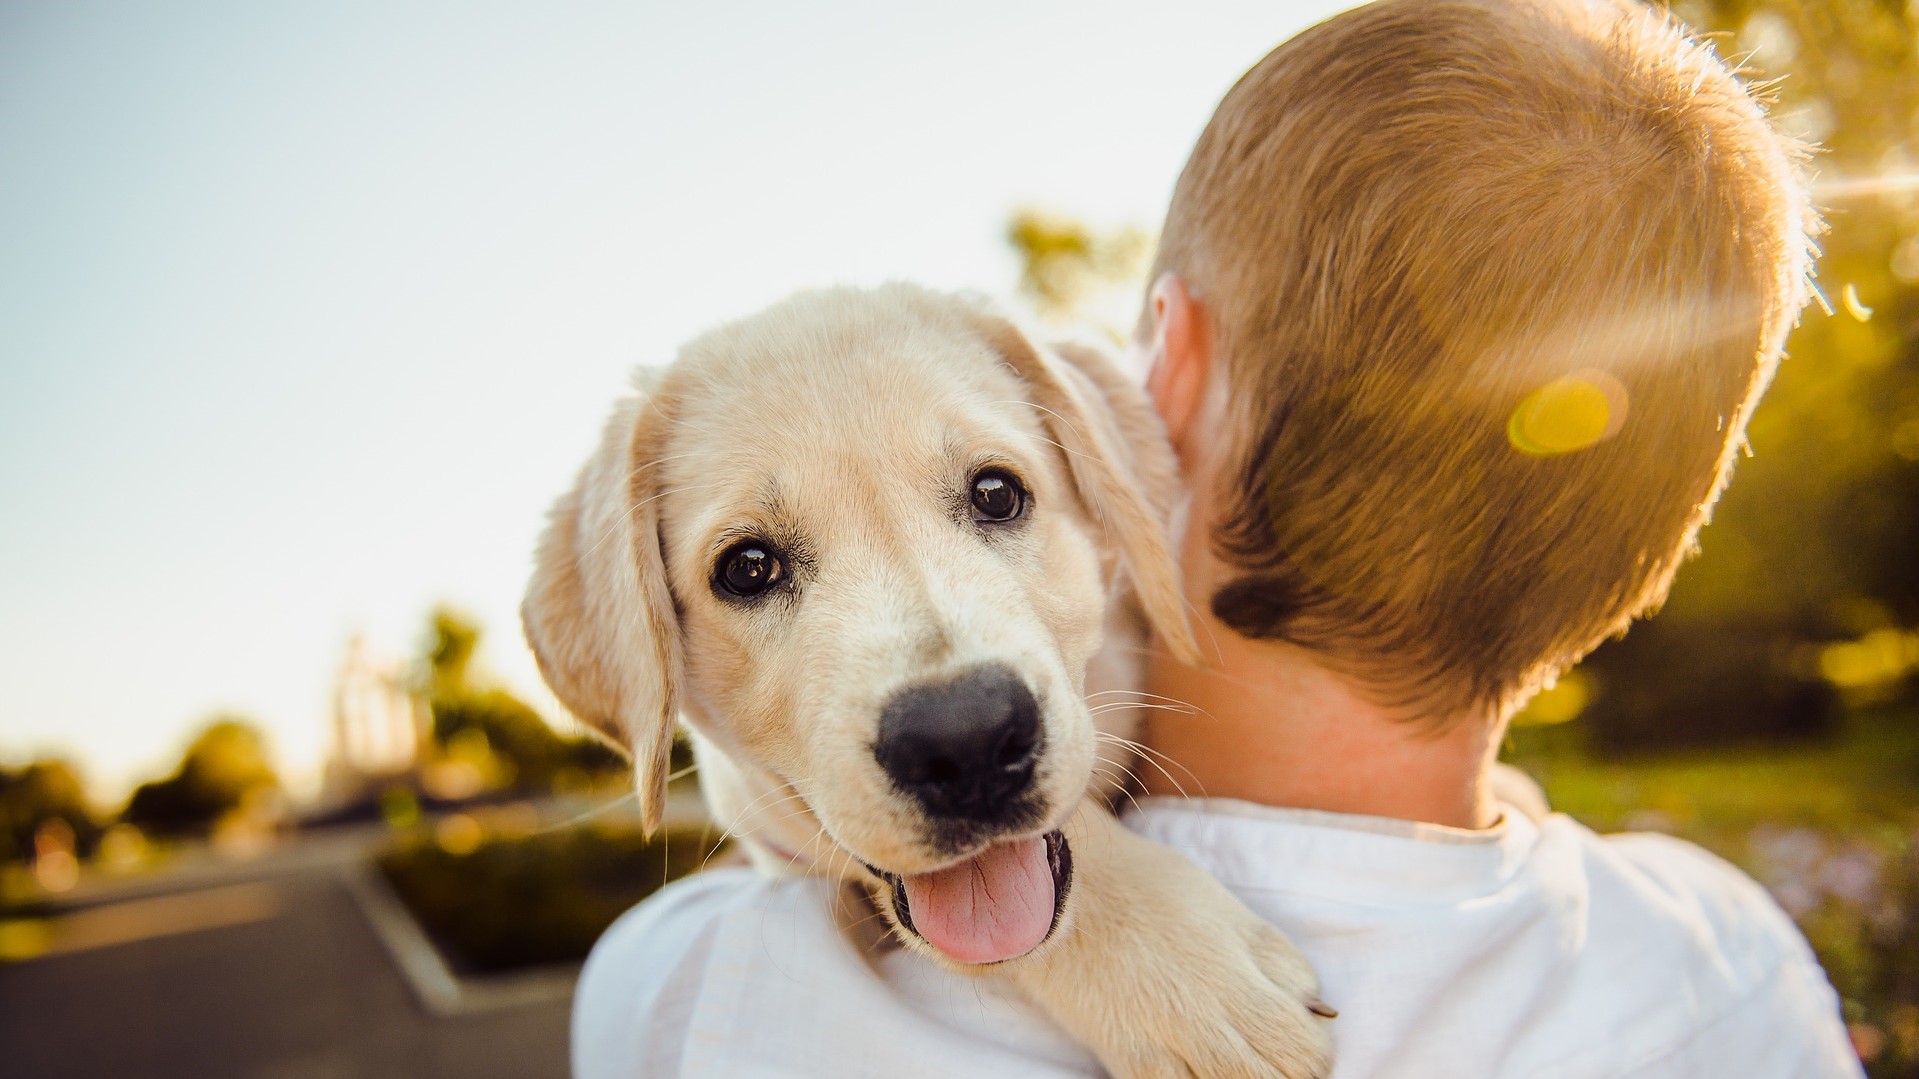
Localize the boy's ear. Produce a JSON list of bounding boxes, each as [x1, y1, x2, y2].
[[1143, 273, 1214, 466], [965, 305, 1201, 666], [522, 383, 684, 833]]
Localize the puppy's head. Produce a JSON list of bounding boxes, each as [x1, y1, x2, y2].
[[524, 285, 1193, 962]]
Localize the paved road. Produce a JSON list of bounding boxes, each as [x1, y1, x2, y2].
[[0, 857, 572, 1079]]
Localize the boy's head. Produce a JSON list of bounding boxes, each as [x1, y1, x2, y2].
[[1144, 0, 1816, 720]]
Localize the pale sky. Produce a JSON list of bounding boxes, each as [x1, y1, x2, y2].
[[0, 0, 1356, 801]]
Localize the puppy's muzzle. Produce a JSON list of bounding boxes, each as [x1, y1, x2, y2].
[[874, 663, 1042, 825]]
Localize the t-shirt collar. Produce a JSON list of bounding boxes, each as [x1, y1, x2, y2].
[[1126, 795, 1543, 906]]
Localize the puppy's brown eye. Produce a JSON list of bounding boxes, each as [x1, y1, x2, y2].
[[716, 542, 784, 598], [969, 469, 1026, 523]]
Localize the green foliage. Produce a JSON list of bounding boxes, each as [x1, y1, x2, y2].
[[431, 688, 623, 792], [1647, 0, 1919, 631], [1576, 618, 1842, 753], [0, 760, 99, 865], [377, 822, 724, 973], [417, 608, 627, 796], [122, 718, 280, 838], [1007, 209, 1152, 332], [424, 605, 482, 702]]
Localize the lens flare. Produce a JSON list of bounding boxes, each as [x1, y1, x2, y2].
[[1841, 283, 1873, 322], [1812, 173, 1919, 200], [1508, 370, 1628, 456]]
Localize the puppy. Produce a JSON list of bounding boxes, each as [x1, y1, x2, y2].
[[524, 284, 1334, 1078]]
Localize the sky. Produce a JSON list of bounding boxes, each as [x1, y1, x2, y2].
[[0, 0, 1357, 801]]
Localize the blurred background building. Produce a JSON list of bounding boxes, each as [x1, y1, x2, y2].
[[322, 635, 429, 809]]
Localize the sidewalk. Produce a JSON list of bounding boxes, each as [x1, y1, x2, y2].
[[0, 838, 573, 1078]]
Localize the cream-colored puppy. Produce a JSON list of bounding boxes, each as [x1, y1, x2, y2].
[[524, 284, 1334, 1078]]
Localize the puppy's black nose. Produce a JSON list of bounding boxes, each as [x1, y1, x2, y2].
[[874, 664, 1041, 822]]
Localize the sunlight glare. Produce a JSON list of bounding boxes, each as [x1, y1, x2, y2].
[[1813, 173, 1919, 201], [1508, 370, 1628, 456], [1841, 283, 1874, 322]]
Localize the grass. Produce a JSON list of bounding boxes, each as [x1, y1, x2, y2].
[[1511, 703, 1919, 843]]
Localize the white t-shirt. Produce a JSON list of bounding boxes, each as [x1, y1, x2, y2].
[[572, 798, 1863, 1078]]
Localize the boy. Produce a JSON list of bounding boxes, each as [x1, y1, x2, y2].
[[572, 0, 1861, 1074]]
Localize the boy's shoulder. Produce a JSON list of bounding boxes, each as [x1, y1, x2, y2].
[[1485, 816, 1860, 1076], [1127, 801, 1862, 1077], [1584, 825, 1817, 971]]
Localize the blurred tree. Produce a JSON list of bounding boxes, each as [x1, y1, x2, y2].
[[1007, 209, 1152, 336], [0, 759, 100, 864], [122, 719, 281, 837], [433, 689, 577, 791], [1652, 0, 1919, 630], [418, 607, 626, 796], [425, 605, 481, 702]]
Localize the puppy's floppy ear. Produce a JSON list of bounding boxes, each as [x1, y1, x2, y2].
[[969, 308, 1201, 665], [522, 380, 683, 833]]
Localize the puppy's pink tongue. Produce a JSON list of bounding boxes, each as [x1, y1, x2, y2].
[[900, 835, 1054, 964]]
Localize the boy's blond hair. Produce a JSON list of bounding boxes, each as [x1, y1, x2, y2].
[[1151, 0, 1816, 720]]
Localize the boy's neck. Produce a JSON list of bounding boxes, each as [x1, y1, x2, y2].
[[1138, 624, 1506, 830], [1134, 319, 1506, 829]]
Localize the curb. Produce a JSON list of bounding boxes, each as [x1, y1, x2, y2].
[[339, 862, 579, 1016]]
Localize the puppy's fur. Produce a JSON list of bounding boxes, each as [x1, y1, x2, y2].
[[525, 285, 1333, 1078]]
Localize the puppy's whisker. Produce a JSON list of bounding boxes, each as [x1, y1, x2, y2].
[[634, 449, 700, 475], [992, 398, 1092, 445], [1127, 740, 1200, 783], [1127, 753, 1198, 801], [580, 480, 727, 559], [733, 806, 828, 849], [711, 785, 808, 857], [1090, 764, 1148, 816], [785, 834, 821, 875], [533, 790, 638, 835], [1090, 688, 1223, 726], [790, 827, 857, 884], [726, 787, 811, 827], [754, 802, 824, 829], [1092, 755, 1149, 793], [757, 824, 826, 879], [1025, 429, 1105, 473], [1096, 731, 1204, 799], [722, 805, 816, 852], [1085, 688, 1205, 707], [625, 481, 723, 522], [1178, 589, 1230, 667], [720, 782, 802, 830], [1088, 701, 1198, 716], [842, 908, 895, 936], [702, 796, 802, 874], [1097, 641, 1192, 660]]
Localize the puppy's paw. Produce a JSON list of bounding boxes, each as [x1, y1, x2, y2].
[[1008, 805, 1335, 1079], [1097, 914, 1335, 1079]]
